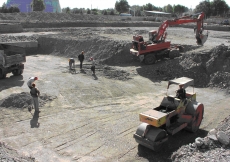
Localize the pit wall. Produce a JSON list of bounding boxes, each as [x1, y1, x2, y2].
[[21, 21, 230, 31], [37, 36, 132, 65], [0, 23, 23, 33]]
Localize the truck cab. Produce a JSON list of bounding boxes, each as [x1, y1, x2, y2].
[[0, 44, 26, 79]]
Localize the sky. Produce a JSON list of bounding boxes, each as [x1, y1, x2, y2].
[[1, 0, 230, 10]]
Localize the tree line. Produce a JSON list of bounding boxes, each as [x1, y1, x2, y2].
[[0, 0, 229, 18], [115, 0, 229, 17]]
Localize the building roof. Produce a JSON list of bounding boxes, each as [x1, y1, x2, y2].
[[145, 11, 171, 15]]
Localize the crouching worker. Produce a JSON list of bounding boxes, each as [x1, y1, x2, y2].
[[30, 83, 40, 113], [90, 57, 95, 75], [69, 58, 75, 70], [27, 77, 38, 89]]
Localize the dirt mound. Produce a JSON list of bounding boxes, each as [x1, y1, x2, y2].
[[38, 35, 132, 65], [171, 115, 230, 162], [0, 92, 56, 108], [0, 35, 38, 42], [0, 142, 35, 162], [103, 66, 131, 80], [142, 44, 230, 91]]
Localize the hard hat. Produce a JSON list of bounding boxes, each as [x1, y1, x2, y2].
[[34, 77, 38, 80]]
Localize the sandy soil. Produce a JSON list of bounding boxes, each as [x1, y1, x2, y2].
[[0, 27, 230, 162]]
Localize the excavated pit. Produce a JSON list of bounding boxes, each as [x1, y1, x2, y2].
[[0, 26, 230, 162], [35, 32, 230, 93]]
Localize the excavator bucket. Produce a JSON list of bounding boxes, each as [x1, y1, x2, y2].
[[196, 30, 209, 46]]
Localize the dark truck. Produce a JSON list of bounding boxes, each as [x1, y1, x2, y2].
[[0, 44, 26, 79]]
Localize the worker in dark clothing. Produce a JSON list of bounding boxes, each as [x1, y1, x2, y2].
[[78, 51, 85, 69], [30, 83, 40, 112], [69, 58, 75, 70], [176, 84, 186, 99], [90, 57, 95, 75]]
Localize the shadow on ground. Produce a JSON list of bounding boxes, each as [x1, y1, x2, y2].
[[0, 75, 24, 91], [137, 129, 208, 162]]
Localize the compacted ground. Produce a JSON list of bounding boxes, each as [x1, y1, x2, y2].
[[0, 25, 230, 162]]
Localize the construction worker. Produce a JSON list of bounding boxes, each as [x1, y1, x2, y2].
[[90, 57, 95, 75], [27, 77, 38, 89], [69, 58, 75, 70], [176, 84, 186, 99], [30, 83, 40, 112], [78, 51, 85, 69]]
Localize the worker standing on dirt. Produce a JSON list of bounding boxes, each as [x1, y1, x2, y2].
[[90, 57, 95, 75], [27, 77, 38, 89], [69, 58, 75, 70], [176, 84, 186, 99], [30, 83, 40, 113], [78, 51, 85, 70]]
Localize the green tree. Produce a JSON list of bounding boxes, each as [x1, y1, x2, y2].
[[87, 8, 90, 14], [211, 0, 229, 16], [173, 4, 188, 15], [110, 9, 115, 15], [31, 0, 45, 11], [0, 2, 8, 13], [103, 10, 108, 15], [115, 0, 130, 13], [163, 4, 173, 13], [194, 0, 212, 17], [143, 3, 153, 11], [92, 8, 98, 15], [8, 6, 20, 13], [62, 7, 70, 13]]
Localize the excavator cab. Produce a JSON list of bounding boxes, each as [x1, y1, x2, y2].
[[149, 30, 158, 42]]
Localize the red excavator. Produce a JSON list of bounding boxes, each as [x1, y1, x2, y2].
[[130, 12, 208, 64]]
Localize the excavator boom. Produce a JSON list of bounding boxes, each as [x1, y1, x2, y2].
[[130, 12, 208, 64]]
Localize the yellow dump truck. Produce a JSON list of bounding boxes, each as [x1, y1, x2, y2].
[[0, 44, 26, 79]]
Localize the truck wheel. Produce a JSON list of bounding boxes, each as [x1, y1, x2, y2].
[[12, 69, 23, 76], [144, 55, 156, 64], [185, 102, 204, 132], [0, 71, 6, 79], [169, 50, 180, 59]]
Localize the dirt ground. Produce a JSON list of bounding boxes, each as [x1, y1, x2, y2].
[[0, 25, 230, 162]]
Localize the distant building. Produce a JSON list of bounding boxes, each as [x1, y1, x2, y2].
[[120, 13, 132, 17], [6, 0, 61, 13], [144, 11, 171, 17]]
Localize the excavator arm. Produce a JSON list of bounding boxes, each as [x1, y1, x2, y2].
[[152, 12, 208, 45]]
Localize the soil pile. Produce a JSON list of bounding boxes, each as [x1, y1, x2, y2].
[[0, 142, 35, 162], [142, 44, 230, 92], [171, 115, 230, 162], [0, 92, 56, 108], [0, 35, 38, 42]]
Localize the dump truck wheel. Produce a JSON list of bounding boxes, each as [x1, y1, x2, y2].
[[0, 70, 6, 79], [169, 50, 180, 59], [144, 54, 156, 64], [185, 103, 204, 132], [134, 123, 167, 151], [12, 69, 23, 76]]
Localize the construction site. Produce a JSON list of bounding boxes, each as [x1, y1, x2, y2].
[[0, 12, 230, 162]]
